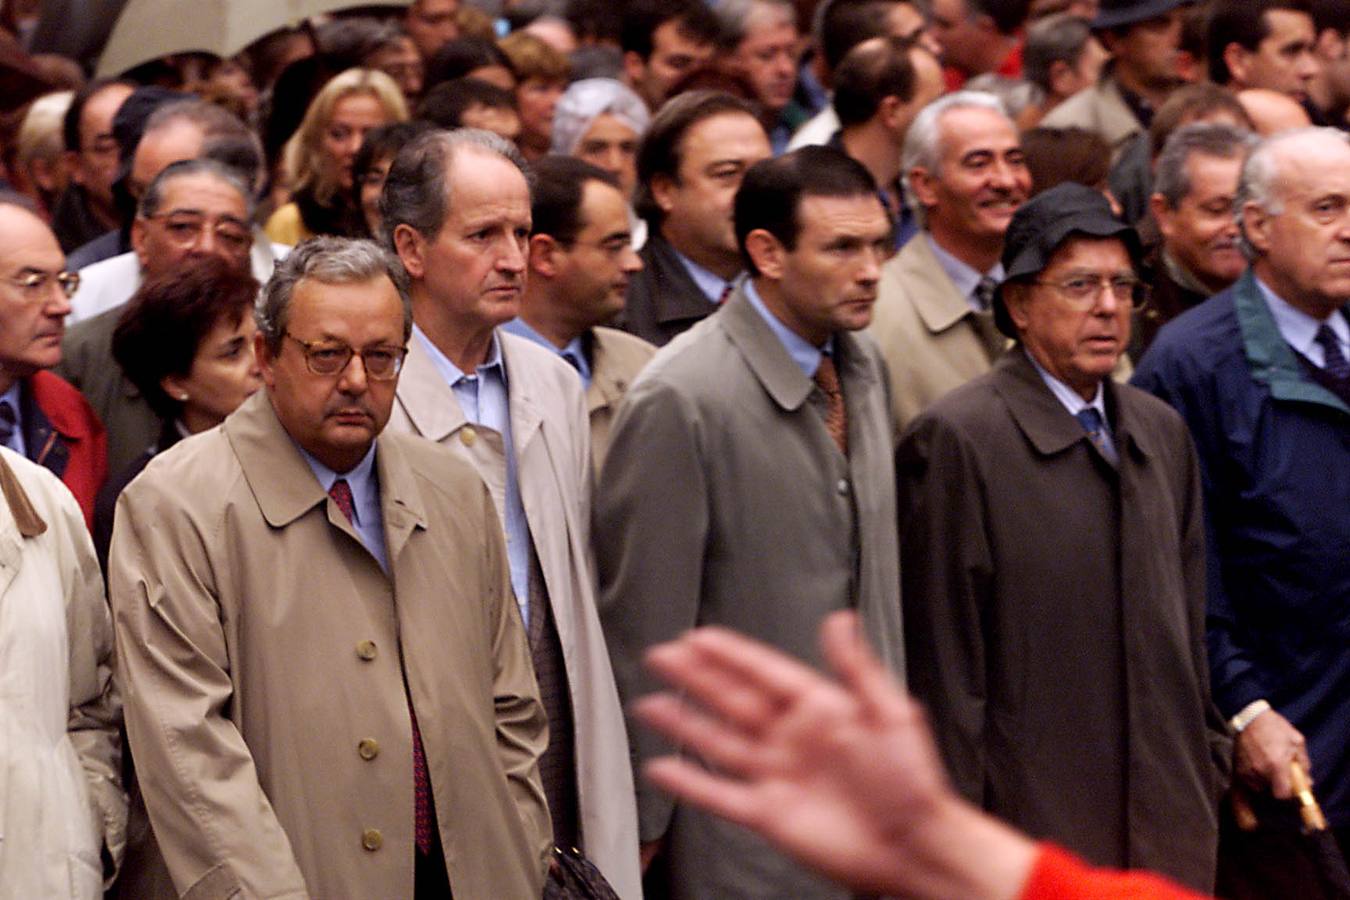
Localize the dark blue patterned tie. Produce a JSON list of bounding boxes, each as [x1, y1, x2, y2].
[[0, 400, 16, 449], [1075, 407, 1118, 465], [1315, 324, 1350, 382]]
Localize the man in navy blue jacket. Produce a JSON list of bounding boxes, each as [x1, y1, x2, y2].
[[1133, 126, 1350, 855]]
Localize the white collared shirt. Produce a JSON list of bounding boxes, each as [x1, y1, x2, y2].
[[1256, 277, 1350, 369]]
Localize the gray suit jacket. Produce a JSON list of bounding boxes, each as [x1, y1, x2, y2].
[[595, 286, 904, 899]]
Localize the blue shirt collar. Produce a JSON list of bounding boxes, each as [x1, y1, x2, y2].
[[500, 317, 591, 386], [1255, 276, 1350, 369], [1024, 346, 1107, 420], [672, 247, 737, 305], [925, 233, 1005, 311], [744, 279, 833, 378], [413, 323, 508, 387]]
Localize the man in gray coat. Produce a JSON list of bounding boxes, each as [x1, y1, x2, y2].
[[897, 183, 1227, 892], [596, 146, 905, 899]]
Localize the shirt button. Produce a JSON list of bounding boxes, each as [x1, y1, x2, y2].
[[357, 738, 379, 760], [355, 640, 377, 661], [836, 478, 849, 496], [361, 828, 383, 851], [460, 426, 477, 447]]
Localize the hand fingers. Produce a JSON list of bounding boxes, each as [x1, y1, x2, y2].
[[642, 755, 762, 830], [634, 691, 765, 778], [819, 611, 910, 726]]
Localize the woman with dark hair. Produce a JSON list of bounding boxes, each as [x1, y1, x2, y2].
[[93, 258, 263, 569]]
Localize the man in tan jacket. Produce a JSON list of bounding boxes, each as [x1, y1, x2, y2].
[[108, 237, 551, 899]]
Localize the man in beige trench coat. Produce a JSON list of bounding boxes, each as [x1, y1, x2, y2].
[[108, 237, 552, 899], [383, 128, 643, 899]]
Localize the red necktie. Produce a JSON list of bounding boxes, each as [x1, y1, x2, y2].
[[328, 479, 434, 854], [814, 356, 848, 455]]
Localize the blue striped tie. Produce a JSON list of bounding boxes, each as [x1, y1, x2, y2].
[[1075, 408, 1118, 465]]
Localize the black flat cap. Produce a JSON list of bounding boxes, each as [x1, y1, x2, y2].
[[1093, 0, 1191, 30], [993, 182, 1142, 337]]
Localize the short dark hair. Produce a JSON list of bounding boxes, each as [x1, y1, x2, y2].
[[112, 257, 260, 420], [1207, 0, 1313, 85], [833, 35, 919, 127], [1022, 14, 1094, 94], [530, 155, 622, 245], [635, 90, 763, 224], [620, 0, 721, 60], [818, 0, 911, 75], [416, 77, 517, 129], [1147, 81, 1254, 157], [63, 78, 133, 154], [425, 37, 514, 90], [734, 146, 879, 274]]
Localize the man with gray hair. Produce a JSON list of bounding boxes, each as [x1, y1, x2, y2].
[[382, 128, 643, 898], [868, 91, 1032, 433], [714, 0, 805, 152], [58, 158, 257, 476], [109, 235, 553, 899], [1134, 127, 1350, 858], [1018, 13, 1111, 128], [550, 77, 651, 203], [1135, 121, 1256, 356]]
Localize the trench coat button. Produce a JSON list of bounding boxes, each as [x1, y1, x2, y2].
[[836, 478, 849, 496], [362, 828, 383, 851], [460, 426, 477, 447], [355, 640, 377, 661], [358, 738, 380, 760]]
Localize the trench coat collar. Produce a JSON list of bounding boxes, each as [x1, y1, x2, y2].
[[901, 235, 980, 335], [396, 328, 547, 455], [719, 283, 877, 412], [0, 451, 45, 537], [586, 329, 627, 416], [224, 391, 427, 538], [992, 349, 1156, 463], [1234, 269, 1350, 415]]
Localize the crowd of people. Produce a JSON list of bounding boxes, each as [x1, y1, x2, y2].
[[0, 0, 1347, 898]]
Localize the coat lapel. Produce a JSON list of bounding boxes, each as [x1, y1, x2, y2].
[[719, 287, 814, 412], [395, 336, 469, 443], [902, 237, 977, 336], [226, 392, 329, 528]]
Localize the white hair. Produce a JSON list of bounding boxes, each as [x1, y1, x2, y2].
[[1236, 126, 1350, 258], [901, 90, 1010, 228]]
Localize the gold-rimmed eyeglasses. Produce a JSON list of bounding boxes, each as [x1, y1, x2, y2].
[[284, 332, 407, 380], [1032, 273, 1149, 309]]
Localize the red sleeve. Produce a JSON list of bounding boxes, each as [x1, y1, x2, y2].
[[1019, 844, 1210, 900]]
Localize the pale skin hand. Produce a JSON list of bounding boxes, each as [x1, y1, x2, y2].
[[635, 611, 1037, 900], [1235, 708, 1311, 800]]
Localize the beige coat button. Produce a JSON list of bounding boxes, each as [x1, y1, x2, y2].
[[358, 738, 379, 760], [460, 426, 477, 447], [355, 640, 376, 661], [362, 828, 383, 851]]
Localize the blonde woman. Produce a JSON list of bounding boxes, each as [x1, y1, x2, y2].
[[265, 68, 408, 243]]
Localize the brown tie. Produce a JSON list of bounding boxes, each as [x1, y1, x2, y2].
[[327, 479, 434, 855], [814, 356, 848, 455]]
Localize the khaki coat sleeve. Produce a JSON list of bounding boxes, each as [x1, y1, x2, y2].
[[107, 481, 309, 899], [56, 476, 127, 884]]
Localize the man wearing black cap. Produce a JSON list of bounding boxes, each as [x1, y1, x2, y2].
[[897, 182, 1226, 892], [1042, 0, 1193, 162]]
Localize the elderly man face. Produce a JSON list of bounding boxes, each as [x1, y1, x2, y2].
[[1154, 151, 1246, 292], [395, 145, 531, 331], [729, 3, 801, 114], [131, 171, 252, 280], [258, 273, 405, 473], [0, 205, 74, 387], [1242, 132, 1350, 318], [1006, 236, 1136, 400], [575, 113, 641, 198]]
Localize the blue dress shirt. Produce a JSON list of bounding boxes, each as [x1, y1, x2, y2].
[[926, 234, 1006, 312], [501, 318, 591, 388], [299, 442, 389, 573], [673, 248, 738, 306], [744, 280, 833, 377], [1024, 348, 1118, 461]]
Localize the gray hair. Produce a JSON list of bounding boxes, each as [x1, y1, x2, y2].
[[550, 78, 651, 156], [137, 157, 255, 220], [379, 128, 531, 249], [1153, 122, 1256, 208], [256, 236, 412, 354], [1236, 126, 1350, 258], [1022, 14, 1092, 95], [714, 0, 795, 51], [902, 91, 1009, 226], [142, 98, 264, 193]]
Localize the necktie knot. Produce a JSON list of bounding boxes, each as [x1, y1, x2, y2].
[[1074, 408, 1118, 465], [1315, 323, 1350, 381], [328, 478, 355, 524], [974, 276, 999, 312]]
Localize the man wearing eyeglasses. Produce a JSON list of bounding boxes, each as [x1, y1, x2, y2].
[[503, 155, 653, 475], [107, 236, 552, 899], [59, 158, 255, 477], [0, 194, 106, 527], [896, 183, 1226, 893]]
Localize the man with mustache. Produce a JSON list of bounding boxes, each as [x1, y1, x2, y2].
[[596, 146, 905, 898], [503, 156, 653, 475], [382, 129, 643, 899], [898, 183, 1227, 893], [1134, 126, 1350, 868], [107, 237, 552, 898], [1134, 121, 1256, 357], [868, 91, 1032, 434]]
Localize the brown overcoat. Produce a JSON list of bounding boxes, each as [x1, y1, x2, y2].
[[108, 392, 551, 899], [897, 350, 1227, 892]]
